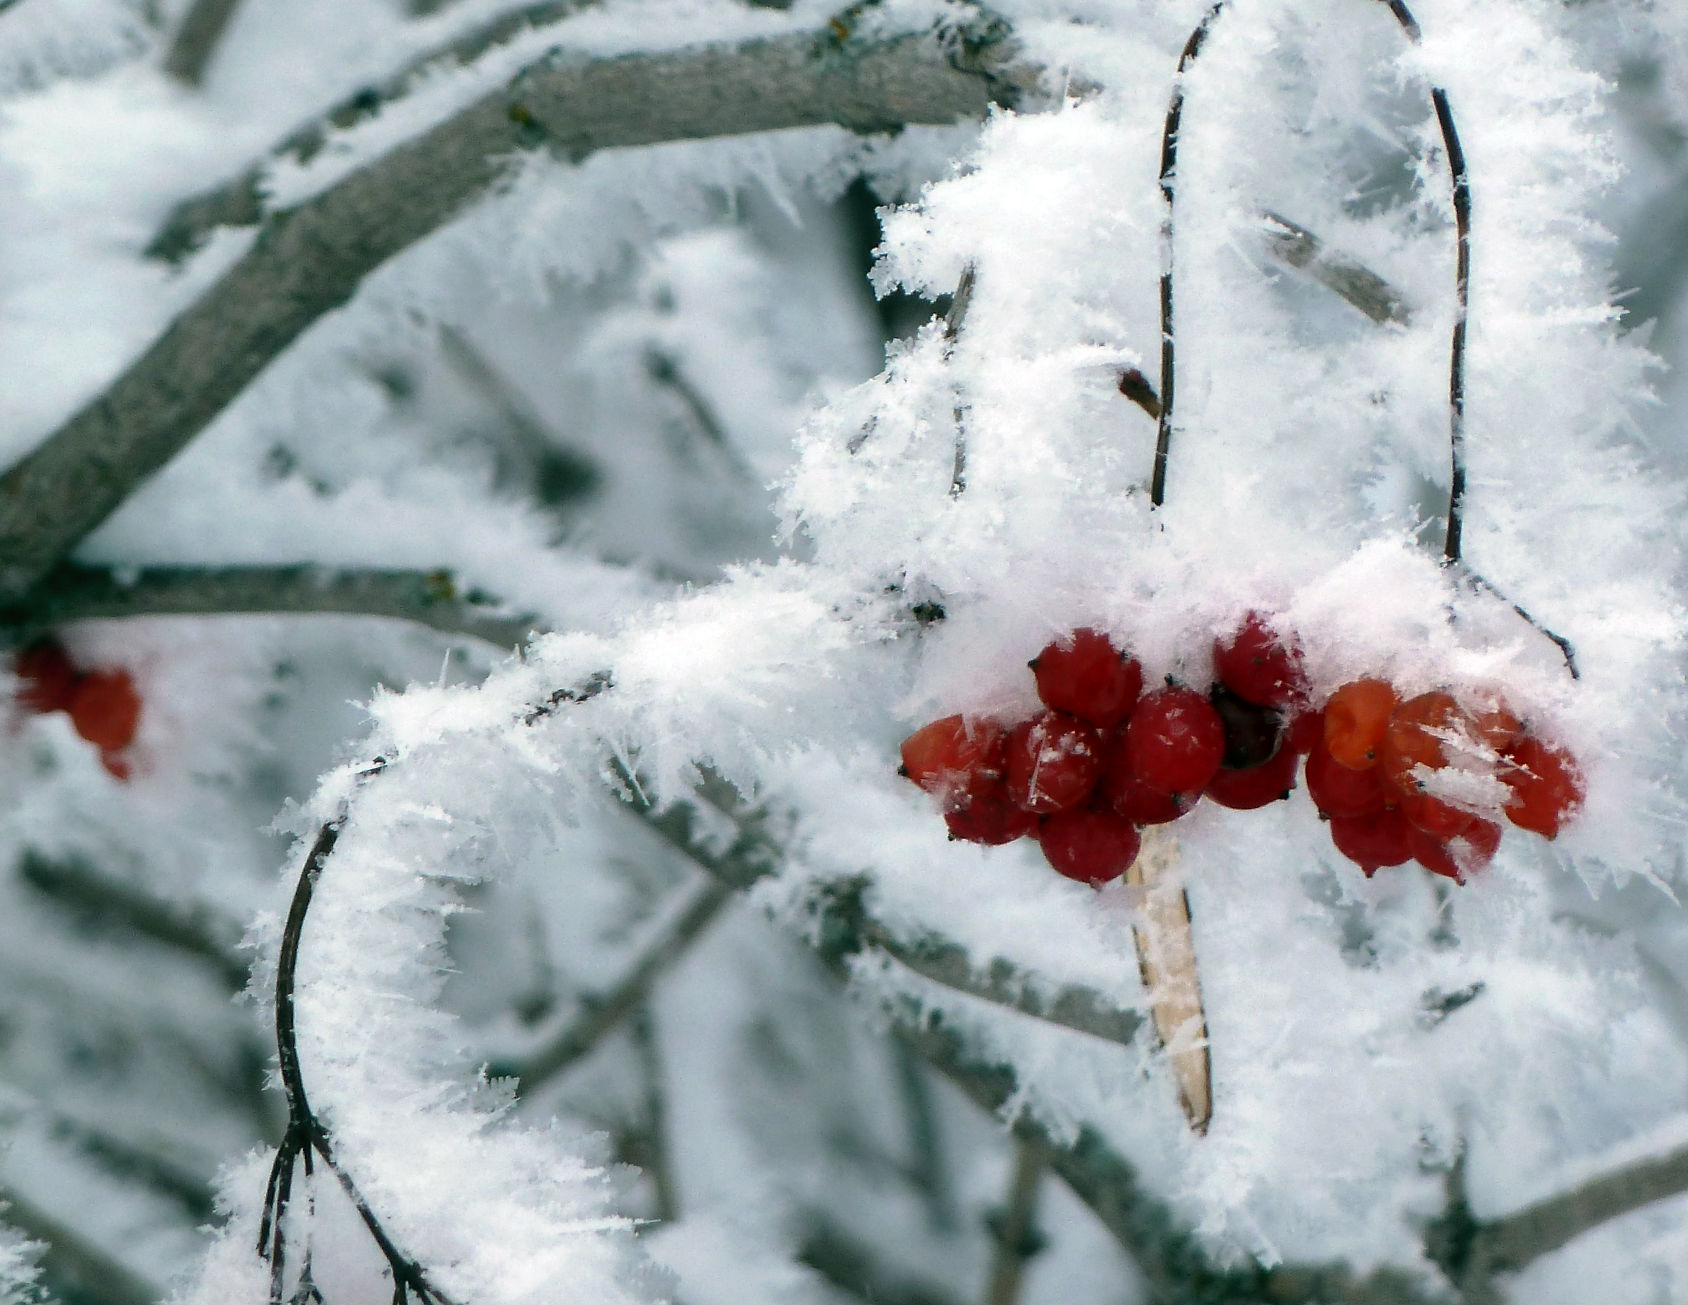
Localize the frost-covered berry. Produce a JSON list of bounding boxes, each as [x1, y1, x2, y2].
[[1377, 691, 1470, 797], [1501, 736, 1584, 838], [1101, 737, 1193, 824], [1328, 807, 1412, 877], [1398, 788, 1476, 840], [1323, 678, 1399, 770], [1031, 628, 1143, 728], [1213, 611, 1306, 708], [1205, 742, 1299, 811], [944, 779, 1038, 845], [1038, 806, 1141, 885], [1305, 736, 1387, 819], [69, 669, 141, 751], [14, 640, 79, 715], [1006, 711, 1104, 813], [1124, 686, 1226, 795], [1408, 818, 1501, 882], [900, 715, 1006, 805]]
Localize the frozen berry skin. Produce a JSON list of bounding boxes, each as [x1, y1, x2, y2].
[[944, 780, 1038, 845], [1323, 678, 1399, 770], [68, 669, 141, 751], [1328, 807, 1412, 877], [1399, 788, 1475, 840], [1101, 742, 1193, 824], [1467, 689, 1523, 753], [1377, 691, 1470, 798], [900, 715, 1006, 803], [1038, 806, 1142, 886], [1501, 736, 1584, 838], [1206, 742, 1299, 811], [1006, 711, 1104, 814], [14, 640, 79, 715], [1209, 685, 1283, 770], [1408, 818, 1501, 882], [1305, 739, 1388, 819], [1031, 629, 1143, 728], [1213, 611, 1307, 709], [1125, 686, 1226, 795]]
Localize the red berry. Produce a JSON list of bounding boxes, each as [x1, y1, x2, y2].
[[900, 715, 1006, 804], [1398, 788, 1475, 840], [68, 669, 141, 751], [14, 640, 78, 715], [1125, 686, 1226, 795], [1038, 806, 1142, 886], [1467, 689, 1523, 753], [944, 779, 1038, 845], [1408, 818, 1501, 882], [1006, 711, 1104, 813], [1031, 629, 1143, 728], [1101, 742, 1193, 824], [1323, 678, 1399, 770], [1213, 611, 1307, 708], [1305, 737, 1388, 819], [1284, 709, 1322, 755], [1501, 736, 1584, 839], [1377, 692, 1470, 798], [1205, 742, 1299, 811], [1328, 807, 1412, 877]]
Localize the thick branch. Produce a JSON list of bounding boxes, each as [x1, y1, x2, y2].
[[163, 0, 244, 85], [1, 563, 540, 648], [148, 0, 605, 261], [0, 27, 1014, 602]]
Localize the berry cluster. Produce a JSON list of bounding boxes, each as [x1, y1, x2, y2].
[[12, 639, 142, 780], [899, 616, 1583, 887]]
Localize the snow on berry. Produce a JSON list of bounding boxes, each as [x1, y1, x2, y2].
[[1005, 710, 1105, 814]]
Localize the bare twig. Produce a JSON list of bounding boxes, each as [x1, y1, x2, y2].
[[983, 1139, 1046, 1305], [799, 1215, 964, 1305], [892, 1040, 958, 1232], [628, 1004, 679, 1225], [491, 878, 733, 1091], [0, 28, 1018, 604], [0, 563, 540, 649], [162, 0, 244, 85]]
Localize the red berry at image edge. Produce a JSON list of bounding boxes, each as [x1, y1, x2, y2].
[[1205, 743, 1299, 811], [899, 715, 1006, 803], [1213, 611, 1307, 709], [1038, 806, 1142, 886], [1031, 628, 1143, 728], [1006, 711, 1104, 814], [68, 669, 142, 752], [1125, 686, 1226, 795], [14, 640, 79, 715], [1408, 818, 1501, 883], [1502, 737, 1584, 838], [1328, 807, 1412, 877]]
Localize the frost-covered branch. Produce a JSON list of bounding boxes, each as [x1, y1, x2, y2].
[[0, 26, 1019, 603], [1, 1189, 159, 1305], [162, 0, 244, 85], [147, 0, 605, 262], [1, 563, 540, 649], [493, 878, 733, 1091], [18, 850, 249, 991], [1262, 212, 1411, 326], [983, 1140, 1046, 1305]]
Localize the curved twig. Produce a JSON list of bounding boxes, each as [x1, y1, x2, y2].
[[0, 27, 1018, 604]]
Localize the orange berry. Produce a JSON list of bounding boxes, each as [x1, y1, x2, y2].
[[1323, 679, 1399, 770], [1376, 691, 1468, 798]]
